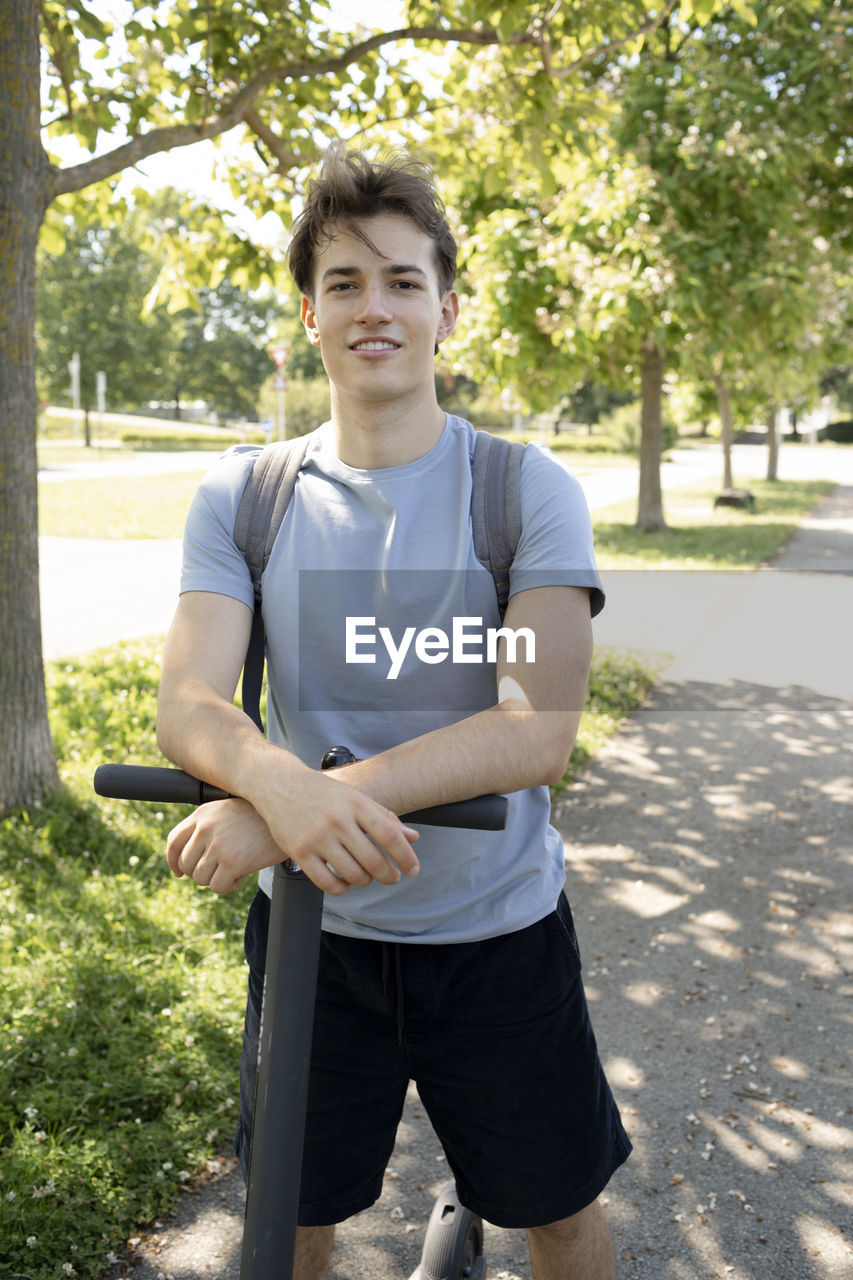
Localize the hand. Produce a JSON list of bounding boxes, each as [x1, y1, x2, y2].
[[166, 798, 282, 894], [166, 776, 420, 896], [256, 769, 420, 896]]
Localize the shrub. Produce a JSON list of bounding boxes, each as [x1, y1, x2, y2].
[[818, 419, 853, 443]]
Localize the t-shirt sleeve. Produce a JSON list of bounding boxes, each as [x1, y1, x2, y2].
[[509, 442, 605, 617], [179, 447, 259, 612]]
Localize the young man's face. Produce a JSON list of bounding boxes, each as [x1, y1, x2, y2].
[[300, 213, 458, 411]]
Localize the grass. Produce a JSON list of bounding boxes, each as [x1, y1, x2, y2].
[[593, 477, 835, 570], [0, 641, 253, 1280], [39, 471, 207, 539], [0, 638, 658, 1279]]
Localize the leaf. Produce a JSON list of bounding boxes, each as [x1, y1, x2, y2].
[[72, 6, 110, 43], [729, 0, 758, 27], [483, 166, 505, 199], [39, 221, 66, 256]]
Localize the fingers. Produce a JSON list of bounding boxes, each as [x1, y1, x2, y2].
[[165, 813, 194, 877], [279, 795, 420, 892], [166, 787, 422, 898]]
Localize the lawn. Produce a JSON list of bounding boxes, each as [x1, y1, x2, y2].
[[39, 470, 208, 539], [0, 639, 658, 1279], [592, 477, 835, 569]]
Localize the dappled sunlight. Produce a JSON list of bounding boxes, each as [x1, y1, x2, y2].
[[796, 1214, 852, 1279], [603, 1056, 647, 1091], [554, 678, 852, 1278], [603, 877, 692, 918]]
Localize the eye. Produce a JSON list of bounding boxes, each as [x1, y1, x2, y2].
[[392, 279, 420, 290]]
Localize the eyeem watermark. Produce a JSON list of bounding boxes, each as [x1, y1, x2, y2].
[[346, 616, 536, 680]]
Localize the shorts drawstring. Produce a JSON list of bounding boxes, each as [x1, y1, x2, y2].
[[381, 942, 405, 1045]]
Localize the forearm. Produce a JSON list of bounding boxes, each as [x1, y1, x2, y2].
[[341, 699, 583, 815], [156, 592, 311, 815], [156, 674, 307, 804], [340, 586, 593, 815]]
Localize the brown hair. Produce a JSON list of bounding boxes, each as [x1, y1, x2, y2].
[[287, 145, 457, 298]]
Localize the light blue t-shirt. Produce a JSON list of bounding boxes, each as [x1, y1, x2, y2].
[[180, 415, 603, 943]]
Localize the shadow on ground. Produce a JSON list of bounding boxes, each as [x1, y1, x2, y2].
[[557, 680, 852, 1280]]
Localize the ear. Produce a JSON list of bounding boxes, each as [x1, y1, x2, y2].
[[301, 295, 321, 346], [435, 290, 460, 348]]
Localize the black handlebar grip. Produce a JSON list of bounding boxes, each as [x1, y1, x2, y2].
[[93, 764, 231, 806], [400, 794, 507, 831], [93, 764, 507, 830]]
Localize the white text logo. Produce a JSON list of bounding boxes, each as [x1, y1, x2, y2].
[[345, 616, 535, 680]]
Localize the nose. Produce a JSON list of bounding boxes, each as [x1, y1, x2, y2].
[[355, 280, 393, 326]]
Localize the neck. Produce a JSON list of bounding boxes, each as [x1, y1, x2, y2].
[[328, 389, 446, 469]]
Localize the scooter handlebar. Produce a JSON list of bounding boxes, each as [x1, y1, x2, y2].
[[93, 763, 507, 831], [93, 764, 230, 806]]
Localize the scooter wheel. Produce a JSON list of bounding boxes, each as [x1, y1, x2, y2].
[[414, 1181, 485, 1280]]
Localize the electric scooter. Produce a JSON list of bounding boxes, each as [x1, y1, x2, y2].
[[94, 755, 505, 1280]]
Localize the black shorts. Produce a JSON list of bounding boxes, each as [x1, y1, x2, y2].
[[236, 889, 631, 1229]]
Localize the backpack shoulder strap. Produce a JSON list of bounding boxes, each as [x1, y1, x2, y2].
[[234, 435, 312, 732], [234, 435, 313, 603], [471, 431, 525, 619]]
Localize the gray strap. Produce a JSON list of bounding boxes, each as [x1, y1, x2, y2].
[[471, 432, 525, 617], [234, 435, 313, 606], [234, 435, 313, 733]]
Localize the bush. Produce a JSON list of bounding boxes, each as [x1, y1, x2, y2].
[[818, 419, 853, 443], [279, 378, 332, 435], [440, 384, 515, 430], [0, 640, 252, 1280], [598, 401, 679, 455], [121, 428, 265, 449]]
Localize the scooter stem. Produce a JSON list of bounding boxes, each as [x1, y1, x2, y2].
[[239, 861, 324, 1280]]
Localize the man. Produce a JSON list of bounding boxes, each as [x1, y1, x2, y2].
[[157, 146, 630, 1280]]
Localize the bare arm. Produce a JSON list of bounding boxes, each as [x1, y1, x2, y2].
[[156, 591, 420, 894], [335, 584, 593, 812]]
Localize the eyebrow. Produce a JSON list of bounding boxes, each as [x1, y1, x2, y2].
[[320, 263, 429, 284]]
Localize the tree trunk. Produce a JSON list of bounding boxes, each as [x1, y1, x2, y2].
[[636, 335, 667, 530], [714, 374, 734, 490], [766, 408, 780, 481], [0, 0, 59, 812]]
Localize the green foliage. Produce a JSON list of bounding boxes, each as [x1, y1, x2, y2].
[[36, 200, 282, 422], [559, 646, 663, 788], [597, 401, 679, 456], [0, 641, 253, 1280], [257, 377, 331, 436], [819, 420, 853, 444], [437, 0, 852, 438]]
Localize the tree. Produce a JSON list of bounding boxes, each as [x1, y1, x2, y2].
[[37, 215, 166, 426], [152, 280, 281, 421], [1, 0, 682, 812], [436, 0, 851, 524]]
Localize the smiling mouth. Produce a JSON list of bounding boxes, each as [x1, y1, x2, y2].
[[350, 339, 401, 352]]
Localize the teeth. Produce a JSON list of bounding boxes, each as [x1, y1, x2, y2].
[[353, 340, 398, 351]]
